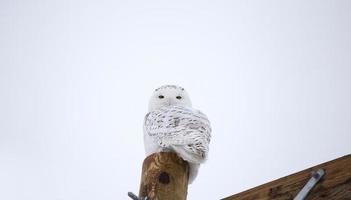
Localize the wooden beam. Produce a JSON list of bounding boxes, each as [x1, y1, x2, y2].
[[138, 152, 189, 200], [222, 154, 351, 200]]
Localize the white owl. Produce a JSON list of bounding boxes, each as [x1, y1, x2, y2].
[[143, 85, 211, 184]]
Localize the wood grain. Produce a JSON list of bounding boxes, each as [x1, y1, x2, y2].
[[138, 152, 189, 200], [222, 154, 351, 200]]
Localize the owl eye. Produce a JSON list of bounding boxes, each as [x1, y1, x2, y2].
[[158, 95, 164, 99], [176, 96, 182, 99]]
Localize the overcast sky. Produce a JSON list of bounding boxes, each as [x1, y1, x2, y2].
[[1, 1, 351, 199]]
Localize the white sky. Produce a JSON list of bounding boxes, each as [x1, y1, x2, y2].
[[1, 1, 351, 199]]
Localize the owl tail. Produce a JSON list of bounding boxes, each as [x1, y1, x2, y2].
[[188, 163, 200, 184]]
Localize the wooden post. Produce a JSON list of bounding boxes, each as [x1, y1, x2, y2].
[[222, 154, 351, 200], [138, 152, 189, 200]]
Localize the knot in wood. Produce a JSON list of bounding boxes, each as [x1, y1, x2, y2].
[[158, 171, 170, 184]]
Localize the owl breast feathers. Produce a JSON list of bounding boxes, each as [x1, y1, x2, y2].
[[143, 105, 211, 164]]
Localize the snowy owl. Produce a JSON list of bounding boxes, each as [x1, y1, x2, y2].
[[143, 85, 211, 184]]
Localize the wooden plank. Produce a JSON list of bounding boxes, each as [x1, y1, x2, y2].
[[138, 152, 189, 200], [222, 154, 351, 200]]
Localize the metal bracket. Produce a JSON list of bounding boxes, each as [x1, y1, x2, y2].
[[293, 168, 325, 200], [128, 192, 150, 200]]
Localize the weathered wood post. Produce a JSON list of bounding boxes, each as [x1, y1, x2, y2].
[[138, 152, 189, 200], [221, 154, 351, 200]]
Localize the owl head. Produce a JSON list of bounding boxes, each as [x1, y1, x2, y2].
[[148, 85, 192, 112]]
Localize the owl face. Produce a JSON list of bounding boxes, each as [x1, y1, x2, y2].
[[148, 85, 192, 112]]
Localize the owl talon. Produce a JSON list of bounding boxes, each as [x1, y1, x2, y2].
[[161, 147, 172, 152]]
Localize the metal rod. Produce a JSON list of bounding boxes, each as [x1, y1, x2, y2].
[[293, 168, 325, 200], [128, 192, 150, 200]]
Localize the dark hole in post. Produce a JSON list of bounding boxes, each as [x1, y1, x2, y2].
[[159, 171, 170, 184]]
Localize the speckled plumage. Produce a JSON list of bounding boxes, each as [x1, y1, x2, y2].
[[143, 85, 211, 184]]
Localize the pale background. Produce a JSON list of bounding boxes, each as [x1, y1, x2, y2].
[[1, 1, 351, 199]]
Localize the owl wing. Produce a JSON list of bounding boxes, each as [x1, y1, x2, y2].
[[144, 105, 211, 163]]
